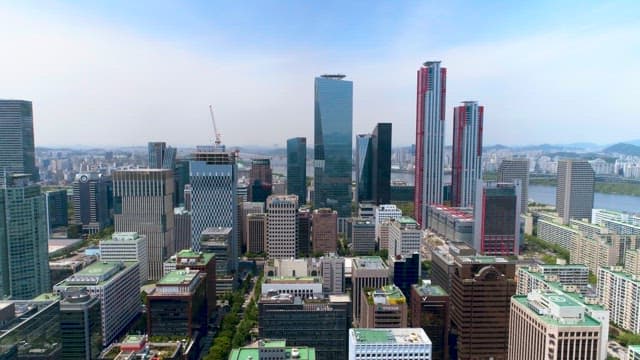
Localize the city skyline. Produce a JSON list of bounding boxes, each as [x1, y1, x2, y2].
[[1, 2, 639, 148]]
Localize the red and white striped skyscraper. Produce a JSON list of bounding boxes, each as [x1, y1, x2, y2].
[[451, 101, 484, 207], [414, 61, 446, 229]]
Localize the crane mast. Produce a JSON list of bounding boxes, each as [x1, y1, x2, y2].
[[209, 105, 222, 146]]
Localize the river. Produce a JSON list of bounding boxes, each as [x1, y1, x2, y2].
[[528, 185, 640, 215]]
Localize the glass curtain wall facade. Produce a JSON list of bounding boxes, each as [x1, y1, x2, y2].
[[314, 75, 353, 217], [0, 100, 38, 183], [356, 134, 373, 204], [287, 137, 307, 205]]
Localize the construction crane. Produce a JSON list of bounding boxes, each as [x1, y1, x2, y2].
[[209, 105, 222, 147]]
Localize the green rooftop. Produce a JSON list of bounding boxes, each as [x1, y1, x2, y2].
[[260, 340, 286, 348], [32, 293, 59, 301], [265, 276, 319, 283], [56, 261, 137, 287], [121, 335, 145, 345], [228, 344, 316, 360], [413, 282, 447, 297], [352, 329, 394, 343], [157, 270, 199, 286], [397, 216, 418, 225]]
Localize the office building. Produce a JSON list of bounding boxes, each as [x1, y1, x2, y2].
[[72, 172, 113, 234], [297, 207, 312, 257], [508, 290, 602, 360], [598, 266, 640, 334], [173, 207, 191, 252], [262, 276, 323, 299], [451, 101, 483, 208], [449, 255, 516, 360], [264, 258, 317, 277], [287, 137, 307, 204], [426, 205, 474, 245], [473, 181, 521, 256], [246, 213, 267, 254], [430, 242, 476, 294], [497, 158, 530, 213], [371, 123, 392, 205], [199, 227, 233, 294], [147, 141, 176, 169], [54, 261, 140, 346], [352, 257, 389, 323], [356, 134, 373, 204], [360, 284, 407, 328], [313, 74, 353, 217], [259, 293, 351, 360], [189, 148, 238, 270], [0, 99, 38, 182], [415, 61, 446, 228], [321, 254, 345, 294], [351, 218, 376, 255], [229, 339, 316, 360], [348, 328, 432, 360], [266, 195, 298, 259], [249, 158, 272, 202], [390, 253, 420, 300], [60, 289, 102, 360], [113, 169, 175, 280], [0, 294, 61, 358], [146, 269, 207, 338], [241, 202, 264, 252], [388, 216, 421, 259], [174, 159, 190, 206], [0, 174, 50, 299], [411, 281, 449, 360], [46, 189, 68, 229], [164, 249, 216, 318], [312, 208, 338, 255], [100, 232, 149, 284], [358, 203, 376, 220], [556, 159, 595, 224], [375, 204, 402, 246]]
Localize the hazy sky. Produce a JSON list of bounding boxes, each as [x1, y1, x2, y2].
[[1, 1, 639, 148]]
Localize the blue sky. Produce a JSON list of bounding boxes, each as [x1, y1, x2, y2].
[[1, 1, 639, 147]]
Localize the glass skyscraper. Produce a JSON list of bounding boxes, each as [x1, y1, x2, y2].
[[356, 123, 392, 205], [286, 137, 307, 205], [355, 134, 373, 204], [314, 75, 353, 217], [0, 174, 50, 299], [0, 100, 38, 183]]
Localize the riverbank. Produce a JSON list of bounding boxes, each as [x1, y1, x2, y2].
[[530, 178, 640, 197]]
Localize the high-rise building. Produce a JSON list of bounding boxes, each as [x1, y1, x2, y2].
[[249, 158, 272, 202], [598, 266, 640, 334], [312, 208, 338, 255], [411, 280, 449, 360], [390, 253, 420, 300], [497, 158, 530, 213], [388, 217, 421, 260], [630, 346, 640, 360], [174, 159, 190, 206], [517, 264, 589, 296], [147, 141, 176, 169], [113, 169, 175, 280], [287, 137, 307, 204], [146, 269, 207, 338], [314, 74, 353, 217], [355, 123, 392, 206], [240, 202, 264, 252], [72, 172, 113, 234], [54, 261, 140, 347], [59, 289, 102, 360], [46, 189, 69, 229], [449, 255, 516, 360], [430, 242, 476, 294], [348, 328, 432, 360], [246, 213, 267, 254], [351, 218, 376, 255], [415, 61, 446, 228], [163, 249, 216, 319], [473, 181, 521, 256], [173, 207, 191, 252], [321, 254, 345, 294], [352, 257, 389, 324], [189, 148, 238, 270], [360, 284, 407, 329], [375, 204, 402, 247], [508, 290, 602, 360], [451, 101, 483, 208], [259, 293, 351, 360], [99, 232, 149, 284], [266, 195, 298, 259], [297, 207, 312, 257], [0, 174, 50, 299], [556, 159, 595, 224], [0, 99, 38, 182]]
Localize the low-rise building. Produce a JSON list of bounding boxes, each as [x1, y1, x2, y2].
[[261, 276, 323, 299], [348, 328, 432, 360], [360, 284, 407, 329], [164, 249, 216, 317], [427, 205, 474, 245]]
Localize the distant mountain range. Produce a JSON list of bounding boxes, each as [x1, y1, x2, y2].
[[603, 143, 640, 157]]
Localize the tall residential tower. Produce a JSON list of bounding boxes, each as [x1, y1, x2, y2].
[[556, 159, 595, 224], [414, 62, 446, 228], [451, 101, 483, 208]]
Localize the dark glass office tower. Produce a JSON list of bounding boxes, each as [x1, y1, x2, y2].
[[0, 100, 38, 182], [148, 142, 177, 169], [371, 123, 391, 204], [355, 134, 373, 204], [314, 75, 353, 217], [287, 137, 307, 204], [60, 290, 102, 360]]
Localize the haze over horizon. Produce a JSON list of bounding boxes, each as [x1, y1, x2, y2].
[[2, 1, 639, 148]]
